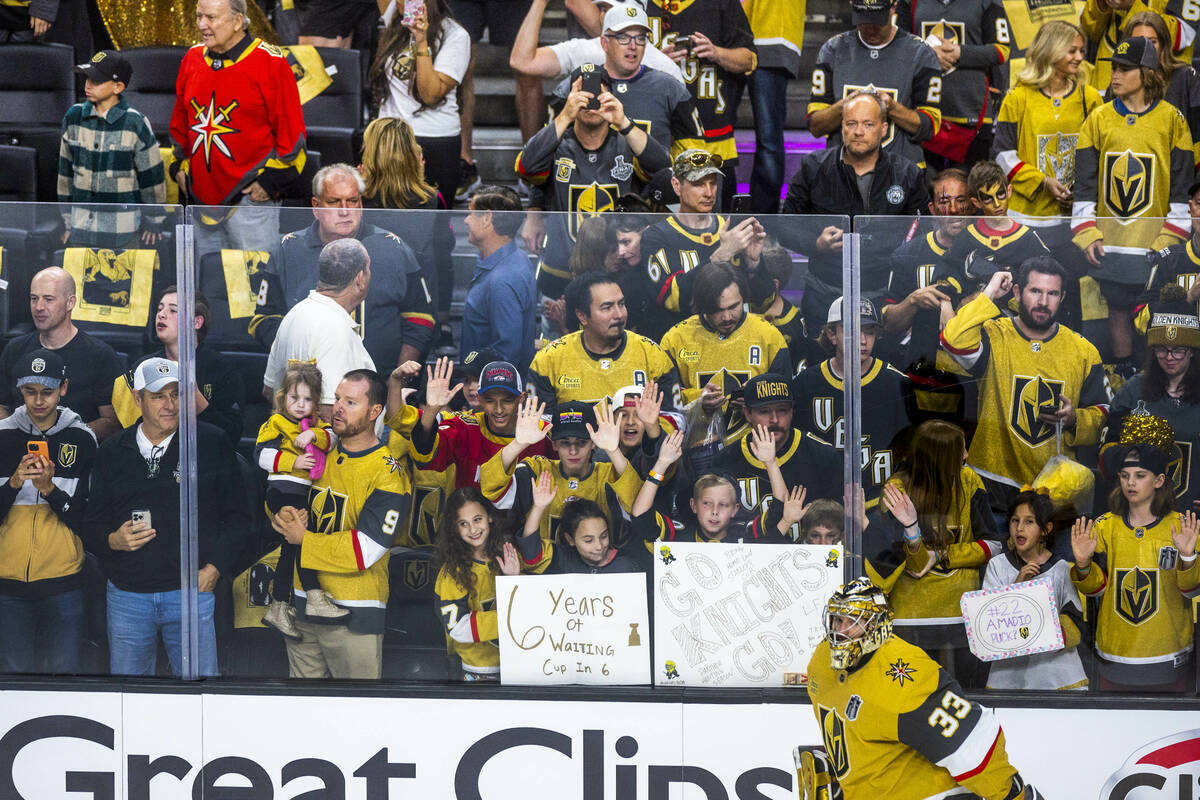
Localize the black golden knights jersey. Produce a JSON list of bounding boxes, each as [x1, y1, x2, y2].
[[643, 0, 757, 161], [897, 0, 1011, 123], [806, 635, 1027, 800], [711, 428, 843, 518], [1139, 237, 1200, 320], [759, 293, 822, 376], [809, 29, 943, 166], [639, 214, 729, 340], [516, 122, 670, 297], [936, 219, 1050, 300], [792, 359, 912, 506]]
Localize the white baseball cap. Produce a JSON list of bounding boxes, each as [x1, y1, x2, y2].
[[603, 2, 651, 33], [133, 357, 180, 392]]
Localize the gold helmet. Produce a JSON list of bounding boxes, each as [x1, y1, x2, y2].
[[824, 577, 893, 670]]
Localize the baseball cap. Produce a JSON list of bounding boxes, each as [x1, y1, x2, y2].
[[479, 361, 523, 397], [593, 0, 646, 8], [76, 50, 132, 85], [133, 357, 180, 392], [461, 347, 503, 378], [827, 296, 881, 327], [611, 385, 643, 410], [16, 349, 66, 391], [551, 401, 596, 441], [672, 149, 724, 183], [742, 374, 792, 409], [1103, 36, 1158, 69], [646, 167, 680, 207], [603, 2, 650, 33], [850, 0, 894, 26]]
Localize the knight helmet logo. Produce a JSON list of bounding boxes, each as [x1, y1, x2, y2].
[[1103, 150, 1154, 219], [1009, 375, 1065, 447], [1114, 566, 1159, 625]]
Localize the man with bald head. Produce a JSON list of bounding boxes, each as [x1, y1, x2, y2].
[[0, 268, 123, 438], [262, 238, 376, 419], [779, 89, 930, 333]]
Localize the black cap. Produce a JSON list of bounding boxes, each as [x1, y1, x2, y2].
[[16, 349, 66, 391], [1108, 443, 1170, 477], [851, 0, 894, 26], [1103, 36, 1158, 69], [479, 361, 523, 397], [76, 50, 132, 86], [460, 348, 503, 378], [742, 373, 792, 409], [646, 167, 679, 207], [551, 401, 596, 440]]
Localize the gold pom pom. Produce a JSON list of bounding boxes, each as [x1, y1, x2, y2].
[[1118, 412, 1176, 451]]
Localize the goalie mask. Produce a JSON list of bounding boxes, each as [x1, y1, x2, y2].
[[824, 577, 893, 670]]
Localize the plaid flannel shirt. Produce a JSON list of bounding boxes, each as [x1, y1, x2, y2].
[[57, 96, 166, 248]]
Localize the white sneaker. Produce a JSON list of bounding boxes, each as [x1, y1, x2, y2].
[[261, 599, 302, 640], [305, 589, 350, 620]]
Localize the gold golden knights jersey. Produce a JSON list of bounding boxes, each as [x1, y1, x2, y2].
[[941, 293, 1110, 488], [1072, 98, 1193, 288], [528, 330, 681, 413], [806, 635, 1026, 800], [994, 82, 1104, 225], [481, 453, 644, 542], [383, 424, 453, 551], [661, 313, 791, 403], [295, 441, 412, 634], [1081, 0, 1191, 91], [884, 468, 1003, 624], [435, 549, 551, 676], [1072, 511, 1200, 684], [792, 359, 912, 507]]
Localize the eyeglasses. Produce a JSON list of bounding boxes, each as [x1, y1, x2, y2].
[[675, 151, 723, 169], [1154, 346, 1191, 359], [604, 32, 648, 45]]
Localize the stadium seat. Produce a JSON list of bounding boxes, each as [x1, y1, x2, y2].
[[221, 349, 270, 405], [302, 48, 363, 166], [119, 47, 187, 144], [0, 145, 37, 203], [0, 43, 76, 202]]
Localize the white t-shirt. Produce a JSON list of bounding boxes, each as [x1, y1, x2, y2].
[[549, 37, 685, 84], [378, 2, 471, 138], [264, 291, 376, 405]]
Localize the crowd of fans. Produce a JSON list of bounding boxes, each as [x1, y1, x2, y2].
[[10, 0, 1200, 692]]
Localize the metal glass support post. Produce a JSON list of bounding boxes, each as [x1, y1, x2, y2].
[[841, 230, 863, 581], [176, 222, 201, 680]]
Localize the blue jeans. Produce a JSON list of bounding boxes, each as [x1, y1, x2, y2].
[[106, 582, 218, 677], [192, 196, 281, 257], [0, 589, 83, 674], [728, 66, 791, 214]]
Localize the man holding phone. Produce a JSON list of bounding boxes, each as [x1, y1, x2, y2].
[[82, 358, 248, 677], [0, 350, 97, 674]]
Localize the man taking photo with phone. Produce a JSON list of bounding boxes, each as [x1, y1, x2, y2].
[[0, 350, 97, 674]]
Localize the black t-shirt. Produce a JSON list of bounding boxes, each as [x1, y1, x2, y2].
[[0, 330, 123, 424]]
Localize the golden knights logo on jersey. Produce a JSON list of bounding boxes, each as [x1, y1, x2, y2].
[[404, 559, 429, 591], [920, 20, 965, 48], [308, 485, 348, 534], [1037, 132, 1076, 185], [817, 706, 851, 779], [1008, 375, 1064, 446], [1103, 150, 1155, 219], [844, 84, 899, 147], [737, 476, 762, 511], [188, 93, 239, 168], [568, 183, 618, 239], [1115, 566, 1158, 625]]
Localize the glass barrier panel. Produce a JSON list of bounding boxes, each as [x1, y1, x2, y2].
[[0, 200, 185, 681], [853, 211, 1199, 697]]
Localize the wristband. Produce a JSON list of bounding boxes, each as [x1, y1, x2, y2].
[[1181, 552, 1198, 566], [902, 524, 921, 545], [416, 49, 431, 56], [647, 470, 665, 484], [1075, 563, 1091, 576], [617, 119, 636, 135]]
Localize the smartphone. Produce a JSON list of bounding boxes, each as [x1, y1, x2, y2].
[[26, 440, 48, 461], [731, 193, 751, 213], [580, 65, 604, 110], [131, 509, 152, 529], [676, 35, 694, 54], [401, 0, 424, 27]]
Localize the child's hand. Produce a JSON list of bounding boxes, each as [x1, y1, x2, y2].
[[635, 380, 663, 431], [1070, 516, 1096, 569], [294, 453, 315, 471], [749, 424, 776, 465], [780, 484, 809, 527], [424, 356, 463, 410], [657, 430, 684, 467], [882, 483, 917, 528], [532, 469, 557, 509], [1016, 561, 1041, 582], [496, 541, 521, 576], [295, 429, 315, 449], [587, 399, 620, 452], [1174, 510, 1199, 558]]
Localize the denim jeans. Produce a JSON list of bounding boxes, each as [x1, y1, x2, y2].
[[728, 66, 791, 214], [193, 196, 281, 257], [106, 582, 218, 677], [0, 589, 84, 674]]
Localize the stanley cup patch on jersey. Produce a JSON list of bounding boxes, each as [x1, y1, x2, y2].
[[1037, 132, 1077, 185], [1103, 150, 1155, 219], [817, 706, 852, 779], [1114, 566, 1159, 625], [1008, 374, 1064, 447]]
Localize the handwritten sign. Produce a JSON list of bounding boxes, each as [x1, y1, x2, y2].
[[653, 542, 843, 687], [960, 577, 1064, 662], [496, 573, 651, 685]]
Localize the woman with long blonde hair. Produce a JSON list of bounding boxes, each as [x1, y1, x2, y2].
[[881, 420, 1000, 686], [993, 20, 1102, 240]]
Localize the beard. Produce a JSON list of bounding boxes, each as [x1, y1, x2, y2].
[[1018, 302, 1054, 333]]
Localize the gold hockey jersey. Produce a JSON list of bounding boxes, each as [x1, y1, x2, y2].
[[528, 330, 681, 411], [941, 294, 1110, 487], [806, 635, 1025, 800], [1072, 511, 1200, 671], [660, 313, 791, 404], [1081, 0, 1190, 90]]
